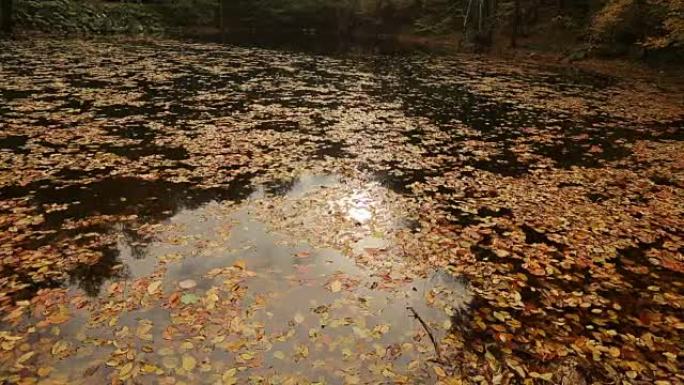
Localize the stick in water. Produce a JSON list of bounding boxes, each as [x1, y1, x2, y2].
[[407, 306, 442, 362]]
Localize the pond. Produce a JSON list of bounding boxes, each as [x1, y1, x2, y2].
[[0, 38, 682, 384]]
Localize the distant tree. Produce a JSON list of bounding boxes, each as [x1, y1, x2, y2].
[[511, 0, 520, 47], [463, 0, 497, 46]]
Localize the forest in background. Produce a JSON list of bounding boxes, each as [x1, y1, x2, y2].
[[0, 1, 683, 61]]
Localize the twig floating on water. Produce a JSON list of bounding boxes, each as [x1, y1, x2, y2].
[[407, 306, 442, 363]]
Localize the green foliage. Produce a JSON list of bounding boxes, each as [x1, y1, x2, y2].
[[15, 0, 165, 34], [14, 0, 222, 34]]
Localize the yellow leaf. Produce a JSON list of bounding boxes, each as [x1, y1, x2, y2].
[[222, 368, 237, 380], [182, 355, 197, 371], [51, 341, 68, 356], [147, 281, 162, 295], [142, 364, 159, 373], [37, 367, 53, 377], [506, 359, 526, 378], [433, 365, 447, 377], [158, 347, 174, 356], [608, 347, 621, 358], [162, 356, 178, 369], [296, 345, 309, 358], [17, 351, 35, 364], [493, 311, 508, 322], [273, 351, 286, 360], [330, 280, 342, 293], [119, 362, 133, 378], [444, 377, 463, 385]]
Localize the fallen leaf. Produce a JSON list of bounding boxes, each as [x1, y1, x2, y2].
[[182, 354, 196, 371], [330, 280, 342, 293], [181, 293, 199, 305], [179, 279, 197, 290], [147, 281, 162, 295]]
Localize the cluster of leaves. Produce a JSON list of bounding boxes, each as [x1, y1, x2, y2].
[[0, 178, 457, 384]]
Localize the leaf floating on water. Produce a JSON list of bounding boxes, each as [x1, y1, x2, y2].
[[530, 372, 554, 381], [181, 293, 199, 305], [295, 344, 309, 359], [222, 368, 238, 385], [158, 347, 174, 356], [442, 320, 452, 330], [162, 356, 178, 369], [147, 280, 162, 295], [608, 346, 621, 358], [118, 362, 133, 379], [136, 320, 153, 341], [17, 351, 35, 364], [506, 359, 526, 378], [142, 363, 160, 374], [182, 354, 196, 371], [433, 365, 447, 378], [329, 280, 342, 293], [205, 288, 219, 310], [51, 340, 69, 356], [179, 279, 197, 290], [37, 366, 53, 377], [222, 368, 237, 379]]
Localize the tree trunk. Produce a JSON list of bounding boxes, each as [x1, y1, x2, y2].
[[1, 0, 13, 34], [219, 0, 225, 37], [511, 0, 520, 48], [463, 0, 502, 48]]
